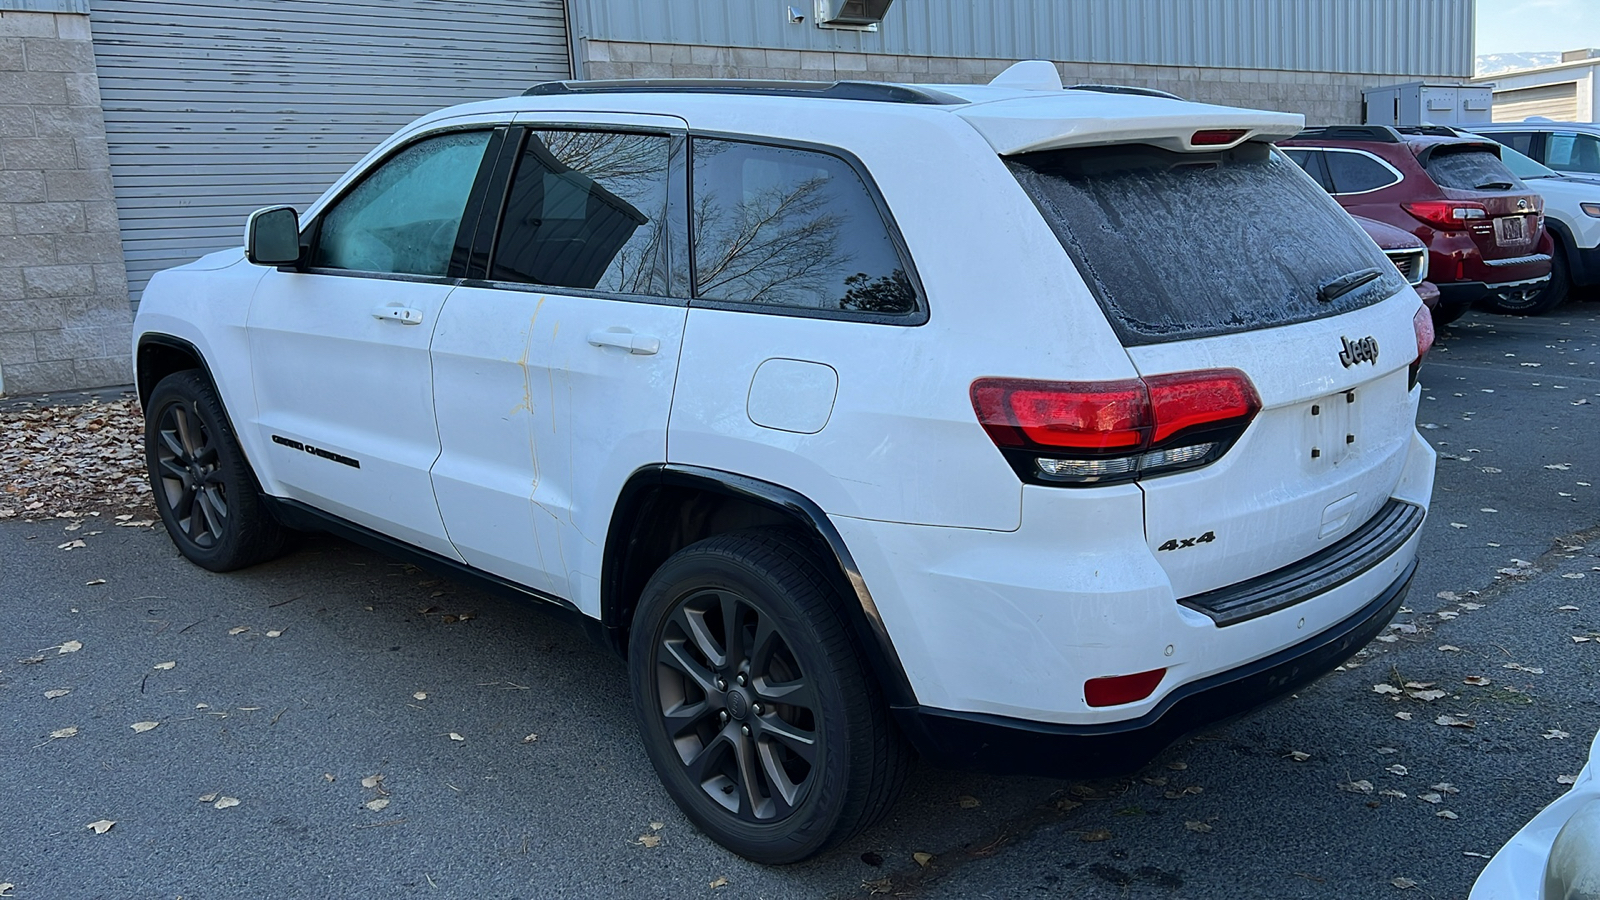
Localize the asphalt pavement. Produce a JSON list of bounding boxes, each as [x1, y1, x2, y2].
[[2, 304, 1598, 900]]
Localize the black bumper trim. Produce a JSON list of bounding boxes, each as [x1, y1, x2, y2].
[[893, 559, 1415, 777], [1180, 499, 1424, 626]]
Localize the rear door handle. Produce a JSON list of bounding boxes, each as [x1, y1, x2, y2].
[[587, 329, 660, 356], [372, 306, 424, 325]]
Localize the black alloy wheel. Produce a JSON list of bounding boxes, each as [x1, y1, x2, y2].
[[144, 370, 287, 572], [629, 529, 909, 864], [656, 586, 821, 822], [153, 395, 228, 549]]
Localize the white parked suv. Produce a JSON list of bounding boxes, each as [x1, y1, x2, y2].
[[131, 61, 1437, 863]]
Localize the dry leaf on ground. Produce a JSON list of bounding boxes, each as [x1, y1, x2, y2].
[[361, 774, 383, 789], [958, 795, 980, 809], [1392, 876, 1417, 889], [1437, 810, 1459, 820], [228, 626, 249, 636], [1558, 775, 1579, 785], [412, 692, 427, 701], [0, 399, 150, 519], [1544, 729, 1571, 740], [448, 732, 465, 742], [1341, 780, 1375, 794], [198, 793, 216, 803], [85, 819, 115, 835], [130, 721, 158, 733], [44, 689, 70, 699], [709, 877, 729, 889], [58, 640, 81, 654], [365, 798, 389, 812], [1464, 676, 1491, 686], [49, 726, 78, 739], [1079, 829, 1112, 842], [635, 833, 660, 847], [913, 851, 934, 867], [213, 797, 240, 809], [152, 661, 174, 670], [1184, 820, 1213, 833], [1435, 715, 1475, 728]]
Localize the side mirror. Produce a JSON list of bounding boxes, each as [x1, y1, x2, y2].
[[245, 206, 301, 266]]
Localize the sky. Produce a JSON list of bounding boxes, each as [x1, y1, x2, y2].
[[1476, 0, 1600, 55]]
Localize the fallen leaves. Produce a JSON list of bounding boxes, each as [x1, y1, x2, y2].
[[1463, 676, 1491, 686], [1184, 820, 1213, 833], [709, 876, 728, 889], [85, 819, 115, 835], [152, 661, 174, 670], [1391, 876, 1417, 889], [1558, 775, 1579, 786], [521, 733, 539, 744], [43, 689, 70, 699], [448, 732, 465, 742], [957, 795, 980, 809], [1409, 690, 1447, 702], [0, 398, 150, 519], [1436, 810, 1459, 820], [1078, 828, 1112, 842], [364, 798, 389, 812], [1503, 662, 1544, 675], [1543, 729, 1570, 740], [412, 692, 427, 701], [1386, 765, 1409, 776], [1435, 715, 1475, 728], [49, 726, 78, 740], [634, 832, 660, 848], [213, 797, 240, 810], [1286, 751, 1311, 762], [227, 626, 249, 636], [913, 851, 935, 867], [129, 721, 159, 733], [57, 640, 81, 655], [1372, 684, 1402, 695], [1341, 780, 1375, 794]]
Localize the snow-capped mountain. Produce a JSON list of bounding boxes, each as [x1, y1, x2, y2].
[[1476, 52, 1563, 76]]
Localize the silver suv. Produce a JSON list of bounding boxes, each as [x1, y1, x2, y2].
[[1472, 120, 1600, 184]]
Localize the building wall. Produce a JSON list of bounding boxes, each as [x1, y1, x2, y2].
[[572, 0, 1474, 79], [1474, 62, 1600, 123], [582, 42, 1401, 125], [0, 3, 131, 396]]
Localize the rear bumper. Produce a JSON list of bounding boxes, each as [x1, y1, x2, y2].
[[1436, 275, 1550, 309], [897, 560, 1415, 777]]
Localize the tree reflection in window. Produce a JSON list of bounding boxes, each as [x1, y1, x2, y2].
[[692, 140, 915, 315], [492, 130, 671, 295]]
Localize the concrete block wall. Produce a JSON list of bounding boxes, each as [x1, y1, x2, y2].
[[0, 8, 131, 395], [582, 41, 1410, 127]]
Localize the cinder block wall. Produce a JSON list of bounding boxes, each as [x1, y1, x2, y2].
[[0, 8, 131, 396], [582, 41, 1401, 127]]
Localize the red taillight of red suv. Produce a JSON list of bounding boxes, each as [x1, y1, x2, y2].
[[971, 369, 1261, 485], [1402, 200, 1487, 231]]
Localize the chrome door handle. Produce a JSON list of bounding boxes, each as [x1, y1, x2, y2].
[[587, 330, 660, 355], [372, 306, 424, 325]]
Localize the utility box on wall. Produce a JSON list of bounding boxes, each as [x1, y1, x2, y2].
[[1363, 82, 1493, 126]]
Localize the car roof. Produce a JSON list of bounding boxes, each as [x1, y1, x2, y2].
[[398, 62, 1304, 158], [1473, 120, 1600, 133]]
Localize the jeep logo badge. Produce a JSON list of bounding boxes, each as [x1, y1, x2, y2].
[[1339, 336, 1379, 368]]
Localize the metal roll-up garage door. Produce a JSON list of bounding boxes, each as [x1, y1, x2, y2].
[[87, 0, 571, 303], [1492, 82, 1580, 123]]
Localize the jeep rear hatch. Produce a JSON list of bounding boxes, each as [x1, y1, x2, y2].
[[1000, 134, 1426, 609]]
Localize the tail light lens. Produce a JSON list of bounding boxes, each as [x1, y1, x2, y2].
[[1409, 304, 1434, 390], [1191, 129, 1247, 146], [971, 369, 1261, 485], [1402, 201, 1487, 230]]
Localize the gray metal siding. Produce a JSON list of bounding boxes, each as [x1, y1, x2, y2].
[[575, 0, 1472, 78], [88, 0, 570, 301]]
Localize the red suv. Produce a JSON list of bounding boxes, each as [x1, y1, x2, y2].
[[1281, 125, 1553, 325]]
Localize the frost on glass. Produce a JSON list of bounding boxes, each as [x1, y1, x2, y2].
[[315, 131, 491, 276], [492, 131, 672, 295], [1423, 150, 1523, 192], [1007, 142, 1405, 344]]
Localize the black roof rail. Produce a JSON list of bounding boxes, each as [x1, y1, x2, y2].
[[1066, 83, 1185, 101], [522, 78, 968, 105], [1292, 125, 1403, 142]]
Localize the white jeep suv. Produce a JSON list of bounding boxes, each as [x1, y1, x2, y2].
[[131, 61, 1437, 863]]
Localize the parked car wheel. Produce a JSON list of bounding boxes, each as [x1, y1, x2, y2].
[[628, 529, 909, 864], [1488, 246, 1569, 315], [144, 370, 287, 571]]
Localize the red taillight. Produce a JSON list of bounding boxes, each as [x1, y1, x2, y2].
[[972, 380, 1148, 451], [1409, 304, 1434, 390], [1192, 129, 1247, 146], [1146, 372, 1260, 444], [971, 369, 1261, 485], [1402, 200, 1487, 231], [1085, 669, 1167, 707]]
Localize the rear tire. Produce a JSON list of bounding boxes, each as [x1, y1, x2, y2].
[[144, 370, 287, 572], [628, 528, 909, 864], [1487, 244, 1568, 315]]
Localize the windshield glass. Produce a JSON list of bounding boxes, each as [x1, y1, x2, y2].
[[1006, 142, 1404, 345], [1463, 134, 1559, 179]]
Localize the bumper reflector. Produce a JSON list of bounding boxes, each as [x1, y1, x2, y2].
[[1085, 668, 1167, 708]]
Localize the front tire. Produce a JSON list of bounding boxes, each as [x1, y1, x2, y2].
[[628, 529, 909, 863], [144, 370, 287, 572]]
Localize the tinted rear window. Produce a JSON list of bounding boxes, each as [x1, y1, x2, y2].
[[1423, 149, 1524, 191], [1007, 142, 1405, 345]]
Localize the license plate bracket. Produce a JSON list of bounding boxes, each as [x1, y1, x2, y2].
[[1494, 215, 1529, 246]]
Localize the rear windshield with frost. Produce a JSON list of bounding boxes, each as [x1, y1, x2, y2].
[[1423, 148, 1524, 192], [1007, 142, 1406, 345]]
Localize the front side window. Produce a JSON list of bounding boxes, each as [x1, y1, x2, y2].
[[1494, 131, 1536, 157], [1324, 150, 1400, 194], [691, 139, 916, 316], [1546, 132, 1600, 174], [311, 130, 492, 276], [490, 130, 672, 295]]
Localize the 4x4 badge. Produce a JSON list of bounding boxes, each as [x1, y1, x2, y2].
[[1339, 335, 1379, 368]]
